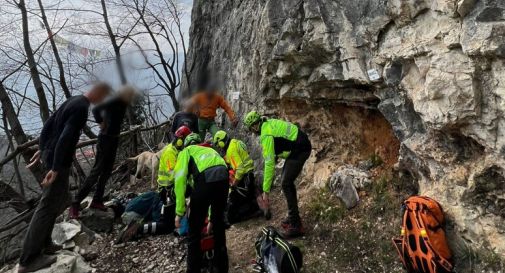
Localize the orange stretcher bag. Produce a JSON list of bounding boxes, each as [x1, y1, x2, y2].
[[393, 196, 454, 273]]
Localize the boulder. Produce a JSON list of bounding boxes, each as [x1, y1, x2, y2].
[[51, 221, 81, 245], [329, 165, 372, 190], [328, 166, 371, 209], [329, 174, 359, 209], [79, 208, 115, 233], [457, 0, 477, 17], [7, 251, 92, 273], [0, 206, 28, 262]]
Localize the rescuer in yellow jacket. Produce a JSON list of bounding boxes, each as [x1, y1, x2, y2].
[[213, 130, 263, 224], [157, 125, 192, 204], [243, 111, 312, 238], [173, 133, 229, 273]]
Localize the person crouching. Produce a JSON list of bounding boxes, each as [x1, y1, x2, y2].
[[212, 130, 262, 224], [173, 133, 229, 273]]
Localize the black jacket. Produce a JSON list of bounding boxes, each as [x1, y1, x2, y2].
[[171, 111, 199, 134], [92, 97, 128, 136], [39, 95, 89, 171]]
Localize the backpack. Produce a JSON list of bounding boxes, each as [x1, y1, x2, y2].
[[254, 226, 303, 273], [393, 196, 453, 273]]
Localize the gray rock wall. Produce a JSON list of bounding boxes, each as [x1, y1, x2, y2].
[[183, 0, 505, 257]]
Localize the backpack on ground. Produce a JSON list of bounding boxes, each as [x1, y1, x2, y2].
[[393, 196, 453, 273], [254, 226, 302, 273]]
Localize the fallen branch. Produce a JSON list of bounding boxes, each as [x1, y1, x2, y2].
[[0, 120, 171, 168]]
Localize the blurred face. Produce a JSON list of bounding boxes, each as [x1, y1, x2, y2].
[[205, 88, 217, 95], [250, 122, 261, 134], [118, 87, 136, 104], [182, 99, 193, 112], [88, 84, 111, 104]]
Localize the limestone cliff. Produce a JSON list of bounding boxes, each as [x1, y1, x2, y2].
[[183, 0, 505, 258]]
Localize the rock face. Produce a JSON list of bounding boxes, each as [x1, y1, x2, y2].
[[183, 0, 505, 259]]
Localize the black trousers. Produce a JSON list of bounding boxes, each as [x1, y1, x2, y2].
[[282, 132, 312, 223], [141, 204, 176, 235], [20, 168, 70, 266], [227, 172, 260, 224], [75, 135, 119, 204], [187, 179, 229, 273]]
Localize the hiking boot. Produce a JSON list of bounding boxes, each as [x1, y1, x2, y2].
[[17, 255, 57, 273], [89, 201, 107, 211], [43, 243, 62, 255], [68, 205, 80, 219], [115, 221, 141, 244], [281, 222, 305, 239]]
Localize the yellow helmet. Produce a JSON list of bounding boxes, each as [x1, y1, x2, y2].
[[213, 130, 229, 148]]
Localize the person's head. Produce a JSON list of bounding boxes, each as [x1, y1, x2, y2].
[[205, 80, 219, 95], [86, 82, 112, 104], [244, 111, 262, 134], [173, 125, 192, 150], [184, 133, 202, 148], [182, 98, 193, 112], [117, 85, 137, 105], [213, 130, 230, 152]]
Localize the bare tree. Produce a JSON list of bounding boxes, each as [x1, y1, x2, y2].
[[1, 112, 25, 198], [119, 0, 186, 112], [0, 82, 44, 182], [37, 0, 71, 99], [16, 0, 50, 122]]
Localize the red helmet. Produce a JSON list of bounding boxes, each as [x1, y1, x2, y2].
[[175, 125, 192, 138]]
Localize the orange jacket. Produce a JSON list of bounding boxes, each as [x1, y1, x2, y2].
[[190, 92, 236, 120]]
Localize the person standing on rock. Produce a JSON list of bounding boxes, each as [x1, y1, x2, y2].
[[189, 84, 238, 141], [243, 111, 312, 238], [69, 86, 136, 219], [173, 133, 230, 273], [19, 83, 110, 273]]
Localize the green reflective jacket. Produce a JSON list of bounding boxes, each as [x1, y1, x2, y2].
[[260, 119, 298, 193], [157, 143, 179, 188], [174, 145, 227, 216], [225, 139, 254, 181]]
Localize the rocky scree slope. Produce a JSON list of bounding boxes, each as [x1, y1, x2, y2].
[[182, 0, 505, 259]]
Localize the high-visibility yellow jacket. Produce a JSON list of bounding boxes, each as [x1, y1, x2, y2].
[[174, 145, 227, 216], [157, 143, 179, 188], [224, 139, 254, 181], [260, 119, 298, 193]]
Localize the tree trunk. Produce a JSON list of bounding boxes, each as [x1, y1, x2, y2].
[[0, 83, 44, 183], [17, 0, 50, 122], [2, 114, 26, 199], [37, 0, 71, 99], [100, 0, 138, 155]]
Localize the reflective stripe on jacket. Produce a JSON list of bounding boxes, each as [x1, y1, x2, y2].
[[225, 139, 254, 181], [174, 145, 227, 216], [157, 143, 179, 188], [260, 119, 298, 193]]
